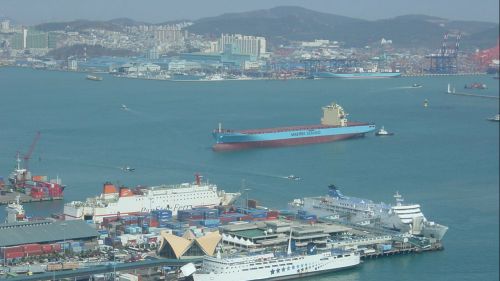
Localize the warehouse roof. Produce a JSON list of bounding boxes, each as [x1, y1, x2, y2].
[[0, 220, 99, 247]]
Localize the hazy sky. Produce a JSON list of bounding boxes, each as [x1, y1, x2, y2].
[[1, 0, 498, 24]]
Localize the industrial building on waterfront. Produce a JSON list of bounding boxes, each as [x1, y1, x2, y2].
[[0, 220, 99, 260]]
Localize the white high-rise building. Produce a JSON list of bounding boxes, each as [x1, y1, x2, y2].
[[22, 28, 28, 49], [217, 34, 266, 57], [1, 20, 10, 32], [154, 25, 184, 43]]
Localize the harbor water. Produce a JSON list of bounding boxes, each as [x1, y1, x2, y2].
[[0, 67, 498, 281]]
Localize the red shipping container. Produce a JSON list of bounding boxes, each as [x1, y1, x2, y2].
[[23, 244, 42, 252], [25, 250, 44, 256], [267, 211, 279, 217], [220, 217, 236, 223], [149, 219, 158, 227], [103, 217, 118, 224], [238, 215, 252, 221], [148, 237, 158, 243], [5, 252, 24, 259], [2, 246, 24, 255], [42, 245, 53, 253], [266, 216, 278, 220]]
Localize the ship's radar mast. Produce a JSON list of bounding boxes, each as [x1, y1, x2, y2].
[[321, 103, 348, 127], [394, 191, 404, 206]]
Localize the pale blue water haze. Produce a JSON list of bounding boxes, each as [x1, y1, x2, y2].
[[0, 68, 498, 280]]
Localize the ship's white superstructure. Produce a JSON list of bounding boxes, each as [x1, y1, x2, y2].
[[290, 186, 448, 240], [380, 192, 448, 240], [289, 185, 390, 222], [188, 249, 360, 281], [5, 195, 27, 223], [64, 175, 240, 223]]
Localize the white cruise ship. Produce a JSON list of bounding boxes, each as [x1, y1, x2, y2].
[[64, 175, 240, 222], [380, 192, 448, 240], [183, 248, 360, 281]]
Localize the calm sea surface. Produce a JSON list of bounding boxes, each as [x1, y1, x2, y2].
[[0, 67, 498, 280]]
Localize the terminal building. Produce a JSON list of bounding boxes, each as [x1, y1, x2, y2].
[[157, 230, 221, 259], [219, 221, 351, 251]]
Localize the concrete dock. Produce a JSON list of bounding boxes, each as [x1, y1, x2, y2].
[[0, 190, 62, 205]]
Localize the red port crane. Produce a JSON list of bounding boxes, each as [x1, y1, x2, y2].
[[23, 131, 41, 171]]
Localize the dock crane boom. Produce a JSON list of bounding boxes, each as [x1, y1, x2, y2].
[[23, 131, 41, 171]]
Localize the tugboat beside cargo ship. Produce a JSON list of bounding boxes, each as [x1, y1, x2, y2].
[[213, 103, 375, 151]]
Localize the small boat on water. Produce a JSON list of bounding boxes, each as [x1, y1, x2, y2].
[[412, 83, 422, 88], [487, 114, 500, 122], [121, 165, 135, 172], [121, 104, 129, 111], [285, 175, 301, 181], [423, 99, 429, 108], [86, 74, 103, 81], [375, 126, 394, 136]]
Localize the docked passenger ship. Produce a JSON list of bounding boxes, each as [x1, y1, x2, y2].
[[290, 185, 448, 241], [380, 192, 448, 240], [64, 175, 240, 222], [184, 247, 360, 281]]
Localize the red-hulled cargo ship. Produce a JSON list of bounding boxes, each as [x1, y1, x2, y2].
[[213, 103, 375, 151], [8, 154, 65, 200]]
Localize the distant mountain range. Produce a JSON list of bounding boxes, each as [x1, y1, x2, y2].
[[34, 6, 498, 50], [187, 6, 499, 50]]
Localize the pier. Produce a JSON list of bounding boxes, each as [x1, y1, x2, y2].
[[446, 91, 500, 99], [0, 190, 62, 205], [402, 72, 486, 77], [360, 242, 444, 260]]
